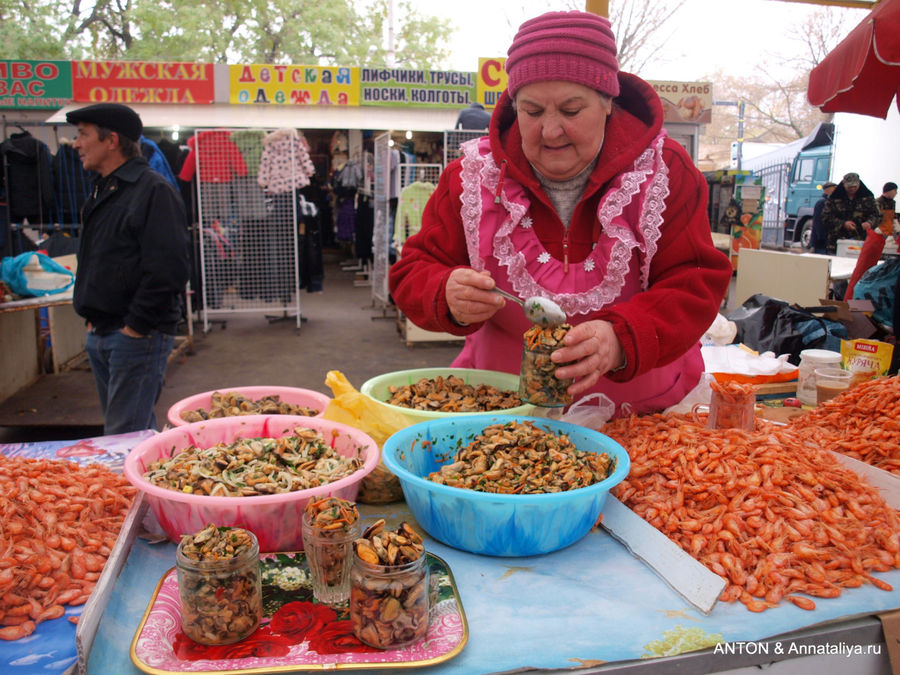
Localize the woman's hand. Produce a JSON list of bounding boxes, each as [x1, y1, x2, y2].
[[445, 268, 505, 325], [551, 320, 625, 396]]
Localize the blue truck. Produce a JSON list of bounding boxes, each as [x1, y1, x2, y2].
[[735, 109, 900, 249]]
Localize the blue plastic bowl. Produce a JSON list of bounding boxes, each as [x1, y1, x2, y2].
[[382, 415, 631, 557]]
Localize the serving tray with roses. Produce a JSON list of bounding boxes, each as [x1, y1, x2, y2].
[[130, 551, 467, 673]]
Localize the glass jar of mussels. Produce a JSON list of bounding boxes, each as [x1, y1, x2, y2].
[[349, 520, 429, 649], [519, 323, 574, 408], [176, 525, 262, 645]]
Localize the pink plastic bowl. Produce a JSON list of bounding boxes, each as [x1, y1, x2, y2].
[[166, 386, 331, 428], [124, 415, 378, 552]]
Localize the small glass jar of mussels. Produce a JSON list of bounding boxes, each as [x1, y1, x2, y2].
[[349, 520, 429, 649], [176, 525, 262, 645]]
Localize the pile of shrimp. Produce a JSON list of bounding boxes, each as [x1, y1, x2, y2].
[[604, 413, 900, 613], [786, 374, 900, 475], [0, 456, 136, 640]]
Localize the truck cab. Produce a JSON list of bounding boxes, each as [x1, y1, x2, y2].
[[784, 144, 832, 247], [783, 123, 834, 247]]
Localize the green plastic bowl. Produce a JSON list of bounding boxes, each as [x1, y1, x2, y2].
[[360, 367, 534, 424]]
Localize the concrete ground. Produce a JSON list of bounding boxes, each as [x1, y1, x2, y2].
[[0, 262, 463, 443]]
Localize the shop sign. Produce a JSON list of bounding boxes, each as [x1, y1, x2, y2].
[[0, 60, 72, 109], [72, 61, 215, 104], [649, 81, 713, 124], [360, 68, 475, 107], [229, 65, 359, 106], [476, 57, 507, 109]]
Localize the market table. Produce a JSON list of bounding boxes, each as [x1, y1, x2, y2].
[[0, 290, 84, 403], [2, 432, 898, 675]]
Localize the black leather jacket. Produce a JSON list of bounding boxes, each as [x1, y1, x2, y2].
[[74, 157, 190, 335]]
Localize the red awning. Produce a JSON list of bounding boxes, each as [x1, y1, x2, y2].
[[807, 0, 900, 118]]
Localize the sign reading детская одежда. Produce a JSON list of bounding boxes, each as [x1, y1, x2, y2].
[[72, 60, 215, 104]]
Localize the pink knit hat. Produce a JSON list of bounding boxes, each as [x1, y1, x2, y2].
[[506, 11, 620, 98]]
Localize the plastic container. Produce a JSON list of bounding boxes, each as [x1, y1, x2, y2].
[[176, 529, 261, 645], [167, 386, 330, 427], [797, 349, 842, 405], [123, 415, 379, 552], [360, 367, 534, 424], [301, 514, 360, 605], [381, 414, 630, 557], [815, 367, 853, 404], [349, 553, 429, 649], [836, 239, 864, 258]]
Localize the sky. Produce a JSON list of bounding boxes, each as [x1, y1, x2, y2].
[[410, 0, 869, 81]]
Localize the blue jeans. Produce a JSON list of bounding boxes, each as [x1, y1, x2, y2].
[[85, 329, 174, 434]]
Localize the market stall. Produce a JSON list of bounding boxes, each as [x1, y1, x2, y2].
[[1, 365, 898, 674]]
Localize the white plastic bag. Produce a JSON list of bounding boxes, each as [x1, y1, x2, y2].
[[541, 392, 617, 430], [701, 313, 737, 346]]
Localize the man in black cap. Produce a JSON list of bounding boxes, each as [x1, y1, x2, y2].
[[809, 180, 837, 254], [821, 171, 880, 255], [67, 102, 190, 434]]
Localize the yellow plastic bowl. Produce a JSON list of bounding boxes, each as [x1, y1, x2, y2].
[[360, 367, 534, 424]]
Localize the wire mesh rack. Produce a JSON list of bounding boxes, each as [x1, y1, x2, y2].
[[190, 128, 318, 332]]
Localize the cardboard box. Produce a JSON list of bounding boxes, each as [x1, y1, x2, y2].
[[819, 298, 878, 339]]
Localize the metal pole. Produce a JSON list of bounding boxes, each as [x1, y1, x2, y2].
[[737, 100, 745, 172]]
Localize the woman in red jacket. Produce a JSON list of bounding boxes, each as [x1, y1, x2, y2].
[[389, 10, 732, 417]]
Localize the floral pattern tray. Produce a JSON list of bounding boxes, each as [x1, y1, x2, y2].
[[130, 551, 467, 673]]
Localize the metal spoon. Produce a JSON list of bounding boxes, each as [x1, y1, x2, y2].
[[493, 288, 566, 326]]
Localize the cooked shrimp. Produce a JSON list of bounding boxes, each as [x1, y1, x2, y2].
[[604, 412, 900, 613], [0, 456, 135, 640]]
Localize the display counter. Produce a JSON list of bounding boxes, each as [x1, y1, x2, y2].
[[2, 426, 897, 675]]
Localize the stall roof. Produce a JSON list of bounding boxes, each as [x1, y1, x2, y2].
[[45, 102, 460, 132]]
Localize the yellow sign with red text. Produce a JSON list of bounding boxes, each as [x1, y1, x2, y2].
[[229, 64, 359, 106]]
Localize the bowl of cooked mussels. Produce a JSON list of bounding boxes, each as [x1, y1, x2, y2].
[[381, 415, 630, 557], [167, 386, 331, 427], [360, 367, 534, 424], [124, 415, 378, 552]]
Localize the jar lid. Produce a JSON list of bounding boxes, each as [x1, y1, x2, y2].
[[799, 349, 842, 363]]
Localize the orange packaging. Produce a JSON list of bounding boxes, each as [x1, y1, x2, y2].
[[840, 339, 894, 387]]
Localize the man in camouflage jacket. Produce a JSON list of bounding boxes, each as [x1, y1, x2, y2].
[[821, 172, 880, 254]]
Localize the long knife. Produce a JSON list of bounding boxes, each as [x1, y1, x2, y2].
[[600, 495, 727, 615]]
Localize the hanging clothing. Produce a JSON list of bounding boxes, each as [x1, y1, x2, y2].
[[257, 128, 316, 194], [393, 181, 436, 250], [298, 194, 324, 292], [140, 136, 178, 187], [355, 194, 374, 262], [0, 131, 53, 223], [52, 140, 92, 226], [178, 130, 248, 184], [336, 198, 356, 243], [231, 129, 267, 178]]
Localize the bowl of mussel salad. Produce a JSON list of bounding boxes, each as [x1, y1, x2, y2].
[[381, 415, 630, 557], [167, 386, 331, 427], [123, 415, 378, 552], [360, 367, 534, 424]]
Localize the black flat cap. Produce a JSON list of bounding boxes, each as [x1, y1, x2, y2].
[[66, 103, 142, 142]]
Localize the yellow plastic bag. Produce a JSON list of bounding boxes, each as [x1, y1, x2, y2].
[[323, 370, 411, 504]]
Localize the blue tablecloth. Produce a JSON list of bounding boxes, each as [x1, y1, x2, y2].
[[2, 434, 897, 674], [86, 504, 899, 675]]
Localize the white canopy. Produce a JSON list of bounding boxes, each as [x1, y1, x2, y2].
[[45, 102, 460, 132]]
